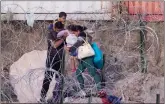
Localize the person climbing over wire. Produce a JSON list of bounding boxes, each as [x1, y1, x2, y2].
[[64, 25, 103, 97]]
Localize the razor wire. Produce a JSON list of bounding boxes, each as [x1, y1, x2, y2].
[[1, 2, 163, 103]]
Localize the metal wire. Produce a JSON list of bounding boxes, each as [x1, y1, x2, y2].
[[1, 2, 163, 103]]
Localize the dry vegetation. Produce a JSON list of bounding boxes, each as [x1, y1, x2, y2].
[[1, 20, 164, 75], [1, 9, 164, 103]]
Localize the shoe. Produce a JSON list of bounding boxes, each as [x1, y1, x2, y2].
[[47, 97, 61, 104], [47, 97, 55, 104], [71, 68, 76, 73], [38, 97, 47, 103], [98, 90, 107, 98]]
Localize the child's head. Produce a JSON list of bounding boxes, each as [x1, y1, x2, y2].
[[54, 21, 64, 32], [67, 25, 76, 35], [59, 12, 67, 22]]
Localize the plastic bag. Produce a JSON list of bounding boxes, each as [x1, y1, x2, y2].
[[26, 12, 35, 27]]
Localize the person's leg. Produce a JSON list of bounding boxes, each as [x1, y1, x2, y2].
[[46, 59, 63, 103], [76, 60, 85, 90], [101, 54, 106, 88], [52, 60, 62, 100], [45, 59, 63, 103], [70, 56, 76, 72], [40, 69, 54, 100], [40, 56, 59, 101], [52, 60, 62, 79], [84, 57, 102, 91]]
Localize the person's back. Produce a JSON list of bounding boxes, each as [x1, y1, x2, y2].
[[40, 21, 67, 103]]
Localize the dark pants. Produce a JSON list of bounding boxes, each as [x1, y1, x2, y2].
[[40, 56, 62, 99]]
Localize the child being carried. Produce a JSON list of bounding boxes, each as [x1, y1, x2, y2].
[[57, 28, 78, 72]]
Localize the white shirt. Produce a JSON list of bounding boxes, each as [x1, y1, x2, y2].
[[66, 34, 78, 47], [57, 30, 69, 38]]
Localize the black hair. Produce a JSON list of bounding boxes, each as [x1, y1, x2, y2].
[[55, 21, 64, 29], [76, 25, 87, 32], [69, 25, 87, 32], [59, 12, 67, 17], [67, 25, 73, 30], [69, 25, 77, 31]]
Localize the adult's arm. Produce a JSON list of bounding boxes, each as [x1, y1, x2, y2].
[[69, 33, 93, 53], [48, 31, 66, 48], [69, 36, 85, 53], [50, 38, 65, 48]]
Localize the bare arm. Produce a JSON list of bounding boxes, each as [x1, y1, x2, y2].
[[49, 31, 68, 48], [69, 38, 84, 53], [50, 38, 64, 48], [69, 33, 93, 53]]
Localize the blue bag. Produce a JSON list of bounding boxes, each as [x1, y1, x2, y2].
[[91, 42, 104, 69], [108, 95, 122, 104]]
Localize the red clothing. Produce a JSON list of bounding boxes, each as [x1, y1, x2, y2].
[[101, 97, 111, 104]]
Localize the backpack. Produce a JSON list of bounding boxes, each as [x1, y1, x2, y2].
[[91, 42, 104, 69]]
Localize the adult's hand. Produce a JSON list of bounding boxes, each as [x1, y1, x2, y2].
[[62, 31, 68, 39]]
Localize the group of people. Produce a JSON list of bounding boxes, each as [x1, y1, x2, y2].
[[39, 12, 104, 103]]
